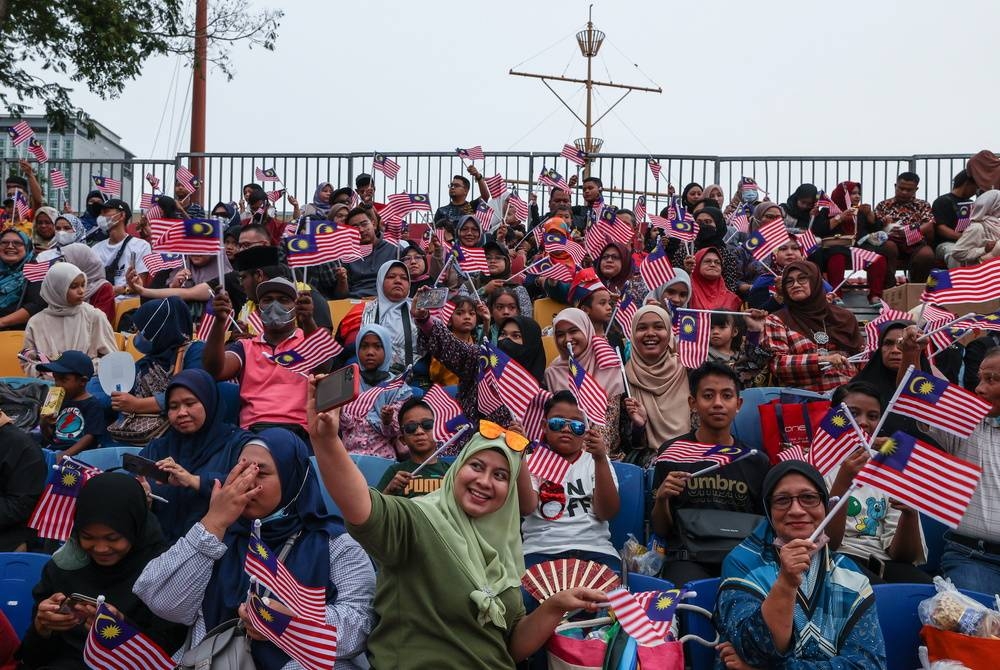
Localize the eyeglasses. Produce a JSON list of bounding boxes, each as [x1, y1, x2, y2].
[[0, 240, 25, 248], [770, 492, 824, 510], [599, 254, 621, 262], [478, 420, 529, 452], [700, 258, 722, 266], [783, 276, 810, 287], [881, 338, 903, 348], [402, 419, 434, 434], [546, 417, 587, 436]]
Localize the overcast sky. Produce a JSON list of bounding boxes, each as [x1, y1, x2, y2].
[[38, 0, 993, 161]]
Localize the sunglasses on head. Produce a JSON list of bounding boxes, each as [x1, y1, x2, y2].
[[478, 420, 529, 452], [547, 417, 586, 436], [402, 418, 434, 434]]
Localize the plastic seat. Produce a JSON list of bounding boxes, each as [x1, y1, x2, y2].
[[76, 446, 143, 471], [310, 456, 341, 517], [680, 577, 721, 669], [609, 461, 645, 550], [120, 333, 143, 361], [919, 513, 948, 575], [532, 298, 565, 329], [113, 297, 140, 330], [328, 299, 370, 333], [732, 386, 829, 452], [0, 331, 26, 377], [541, 334, 560, 365], [626, 572, 673, 594], [350, 454, 395, 489], [0, 552, 50, 640]]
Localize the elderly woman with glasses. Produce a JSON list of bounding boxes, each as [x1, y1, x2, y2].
[[309, 381, 608, 670], [713, 460, 887, 669]]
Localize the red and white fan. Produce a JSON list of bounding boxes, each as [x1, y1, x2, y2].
[[521, 559, 621, 602]]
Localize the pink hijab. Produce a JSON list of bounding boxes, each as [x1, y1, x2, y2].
[[544, 308, 626, 397]]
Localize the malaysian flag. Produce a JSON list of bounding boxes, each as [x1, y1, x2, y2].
[[955, 201, 973, 234], [245, 535, 327, 621], [921, 303, 971, 352], [648, 214, 671, 232], [285, 226, 363, 267], [636, 589, 684, 638], [27, 138, 48, 163], [523, 390, 553, 442], [892, 369, 992, 437], [380, 193, 432, 221], [22, 261, 51, 283], [255, 167, 281, 182], [777, 443, 809, 463], [639, 239, 675, 290], [484, 174, 507, 200], [83, 602, 175, 670], [864, 302, 910, 353], [809, 406, 864, 475], [372, 153, 400, 179], [655, 440, 750, 466], [267, 189, 286, 203], [647, 159, 662, 182], [965, 310, 1000, 332], [176, 166, 197, 192], [745, 216, 789, 262], [244, 593, 338, 670], [8, 121, 34, 146], [560, 144, 586, 167], [28, 461, 100, 541], [727, 205, 750, 234], [795, 229, 819, 256], [922, 258, 1000, 305], [344, 375, 408, 421], [422, 384, 472, 442], [428, 298, 457, 326], [154, 219, 222, 254], [49, 169, 68, 190], [145, 173, 161, 190], [380, 216, 403, 246], [12, 191, 30, 219], [476, 348, 505, 416], [585, 210, 634, 259], [456, 146, 485, 161], [567, 351, 608, 426], [902, 224, 923, 246], [816, 190, 840, 215], [524, 256, 575, 282], [147, 218, 175, 243], [854, 431, 981, 528], [676, 311, 710, 368], [142, 253, 184, 277], [537, 166, 570, 192], [91, 175, 121, 197], [633, 195, 647, 224], [591, 335, 621, 370], [247, 309, 264, 336], [605, 588, 667, 646], [194, 312, 216, 342], [507, 191, 530, 222], [543, 231, 586, 265], [267, 329, 343, 375], [666, 213, 697, 243], [527, 445, 571, 484], [614, 293, 638, 334], [850, 247, 882, 269], [474, 200, 495, 229], [481, 342, 544, 423], [448, 244, 489, 274], [139, 193, 155, 210]]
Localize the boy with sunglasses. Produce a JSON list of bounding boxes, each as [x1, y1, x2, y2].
[[517, 390, 621, 572], [376, 398, 450, 498]]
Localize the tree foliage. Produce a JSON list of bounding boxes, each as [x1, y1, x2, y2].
[[0, 0, 282, 135]]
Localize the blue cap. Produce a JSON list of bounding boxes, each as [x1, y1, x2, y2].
[[37, 350, 94, 378]]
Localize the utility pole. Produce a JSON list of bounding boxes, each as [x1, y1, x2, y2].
[[509, 5, 660, 177], [189, 0, 208, 206]]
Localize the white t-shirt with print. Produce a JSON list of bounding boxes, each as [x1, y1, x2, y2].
[[521, 450, 619, 559]]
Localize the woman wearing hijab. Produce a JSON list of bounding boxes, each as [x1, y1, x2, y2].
[[497, 315, 545, 384], [668, 206, 744, 296], [58, 243, 115, 323], [341, 323, 416, 459], [303, 181, 335, 218], [950, 190, 1000, 266], [0, 229, 44, 331], [714, 460, 886, 669], [18, 474, 187, 669], [689, 247, 742, 311], [53, 213, 87, 247], [679, 182, 703, 211], [309, 391, 607, 670], [139, 369, 255, 542], [31, 205, 59, 251], [623, 305, 690, 467], [701, 184, 725, 207], [22, 263, 116, 377], [326, 202, 350, 224], [477, 241, 532, 320], [594, 240, 649, 306], [545, 308, 635, 457], [782, 183, 826, 231], [762, 261, 862, 393], [646, 269, 692, 314], [359, 260, 424, 374], [401, 243, 432, 295], [429, 214, 487, 289], [135, 429, 376, 669]]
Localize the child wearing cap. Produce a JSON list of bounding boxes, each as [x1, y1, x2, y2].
[[37, 351, 107, 460]]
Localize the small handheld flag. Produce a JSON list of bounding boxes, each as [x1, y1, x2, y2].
[[484, 174, 507, 200], [372, 153, 400, 179], [28, 461, 101, 541], [27, 138, 48, 163], [655, 441, 750, 466], [676, 310, 710, 368], [83, 600, 175, 670], [456, 146, 485, 161], [245, 534, 327, 621], [639, 238, 675, 290], [244, 593, 338, 670], [526, 445, 571, 485], [605, 588, 668, 646], [955, 201, 973, 234], [507, 191, 529, 222], [892, 369, 991, 437], [647, 159, 661, 182], [922, 258, 1000, 305], [537, 166, 570, 192], [49, 169, 68, 190], [91, 175, 122, 197], [266, 329, 343, 375], [567, 350, 608, 427], [560, 144, 587, 167], [8, 121, 34, 146], [255, 166, 281, 182], [154, 219, 223, 255], [422, 384, 472, 442]]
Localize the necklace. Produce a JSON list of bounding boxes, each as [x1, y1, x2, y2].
[[812, 318, 830, 354]]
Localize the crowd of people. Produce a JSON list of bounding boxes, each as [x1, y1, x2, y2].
[[2, 148, 1000, 669]]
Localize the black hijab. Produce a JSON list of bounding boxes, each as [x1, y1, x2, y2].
[[498, 315, 545, 383], [694, 206, 728, 250], [784, 184, 818, 224], [852, 321, 925, 403], [681, 182, 703, 210], [761, 460, 829, 526]]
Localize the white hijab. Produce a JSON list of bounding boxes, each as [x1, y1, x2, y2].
[[361, 260, 420, 372], [40, 262, 85, 317]]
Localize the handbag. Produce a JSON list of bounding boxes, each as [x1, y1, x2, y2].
[[672, 508, 764, 564], [0, 381, 48, 430], [758, 395, 830, 464], [106, 344, 188, 445]]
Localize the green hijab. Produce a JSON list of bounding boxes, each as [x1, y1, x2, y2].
[[411, 434, 524, 630]]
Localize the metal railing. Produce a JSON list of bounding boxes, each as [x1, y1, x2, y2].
[[4, 152, 976, 217]]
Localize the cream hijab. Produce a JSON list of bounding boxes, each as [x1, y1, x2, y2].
[[544, 307, 625, 397], [624, 305, 691, 448], [40, 262, 85, 317]]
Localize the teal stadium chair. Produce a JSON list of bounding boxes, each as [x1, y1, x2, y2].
[[76, 446, 143, 471], [609, 461, 645, 550], [680, 577, 721, 669], [350, 454, 395, 489], [0, 552, 50, 640], [310, 456, 340, 518]]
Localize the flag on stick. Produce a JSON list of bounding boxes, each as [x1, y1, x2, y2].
[[266, 329, 343, 375], [639, 238, 675, 290], [676, 310, 710, 368], [745, 217, 789, 262], [91, 175, 121, 197], [49, 169, 68, 189], [892, 369, 991, 437], [244, 593, 338, 670], [8, 121, 34, 146], [538, 166, 570, 192], [605, 588, 667, 646], [27, 461, 100, 541], [27, 138, 48, 163], [809, 406, 864, 475], [484, 174, 507, 199], [83, 601, 175, 670], [922, 258, 1000, 305], [422, 384, 472, 442], [647, 160, 661, 182], [142, 253, 184, 277], [154, 219, 223, 254], [372, 153, 400, 179], [245, 535, 327, 621], [457, 146, 485, 161], [507, 191, 529, 221], [655, 441, 751, 466], [560, 144, 587, 167], [567, 351, 608, 426], [527, 446, 571, 484], [255, 167, 281, 182]]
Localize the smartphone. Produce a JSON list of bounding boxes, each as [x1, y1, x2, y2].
[[122, 453, 171, 484], [413, 287, 449, 311], [315, 364, 360, 413], [59, 593, 98, 613]]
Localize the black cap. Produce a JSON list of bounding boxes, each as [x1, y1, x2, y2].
[[232, 245, 280, 272], [355, 173, 373, 189], [37, 350, 94, 378], [331, 186, 354, 203], [102, 198, 132, 220]]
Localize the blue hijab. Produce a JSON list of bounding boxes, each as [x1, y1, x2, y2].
[[204, 428, 345, 668], [310, 182, 333, 216], [132, 297, 197, 372], [140, 369, 254, 542], [0, 230, 32, 311], [356, 323, 414, 426]]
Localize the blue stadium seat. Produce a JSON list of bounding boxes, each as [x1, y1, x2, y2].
[[75, 446, 143, 471], [217, 382, 240, 426], [919, 514, 948, 575], [350, 455, 395, 489], [610, 461, 645, 549], [680, 577, 721, 669], [733, 386, 829, 452], [0, 552, 50, 640], [626, 572, 673, 594], [40, 448, 58, 471], [310, 456, 341, 517]]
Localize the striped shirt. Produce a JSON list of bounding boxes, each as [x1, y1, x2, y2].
[[762, 314, 858, 393], [926, 422, 1000, 544]]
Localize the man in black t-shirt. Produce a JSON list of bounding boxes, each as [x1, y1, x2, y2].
[[651, 362, 770, 586], [932, 169, 978, 266], [432, 165, 489, 229]]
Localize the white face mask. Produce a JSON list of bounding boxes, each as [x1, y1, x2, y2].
[[96, 214, 117, 232], [54, 231, 76, 246]]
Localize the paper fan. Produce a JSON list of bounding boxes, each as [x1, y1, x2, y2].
[[521, 558, 621, 602]]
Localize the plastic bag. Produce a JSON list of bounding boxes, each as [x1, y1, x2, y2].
[[918, 576, 1000, 638], [622, 533, 664, 576]]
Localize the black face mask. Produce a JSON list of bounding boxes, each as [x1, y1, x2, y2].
[[86, 201, 103, 217]]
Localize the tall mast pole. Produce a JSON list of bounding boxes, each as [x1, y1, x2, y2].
[[584, 7, 593, 178], [189, 0, 208, 206]]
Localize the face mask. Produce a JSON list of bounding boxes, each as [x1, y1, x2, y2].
[[54, 231, 77, 246], [86, 202, 103, 217], [133, 299, 172, 353], [258, 470, 309, 525], [741, 189, 758, 203], [259, 300, 296, 327], [96, 214, 117, 233]]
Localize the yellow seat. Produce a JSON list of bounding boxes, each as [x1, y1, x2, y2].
[[114, 297, 140, 330], [328, 299, 372, 333], [120, 333, 143, 361], [0, 330, 26, 377], [542, 334, 561, 365], [533, 298, 566, 329]]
